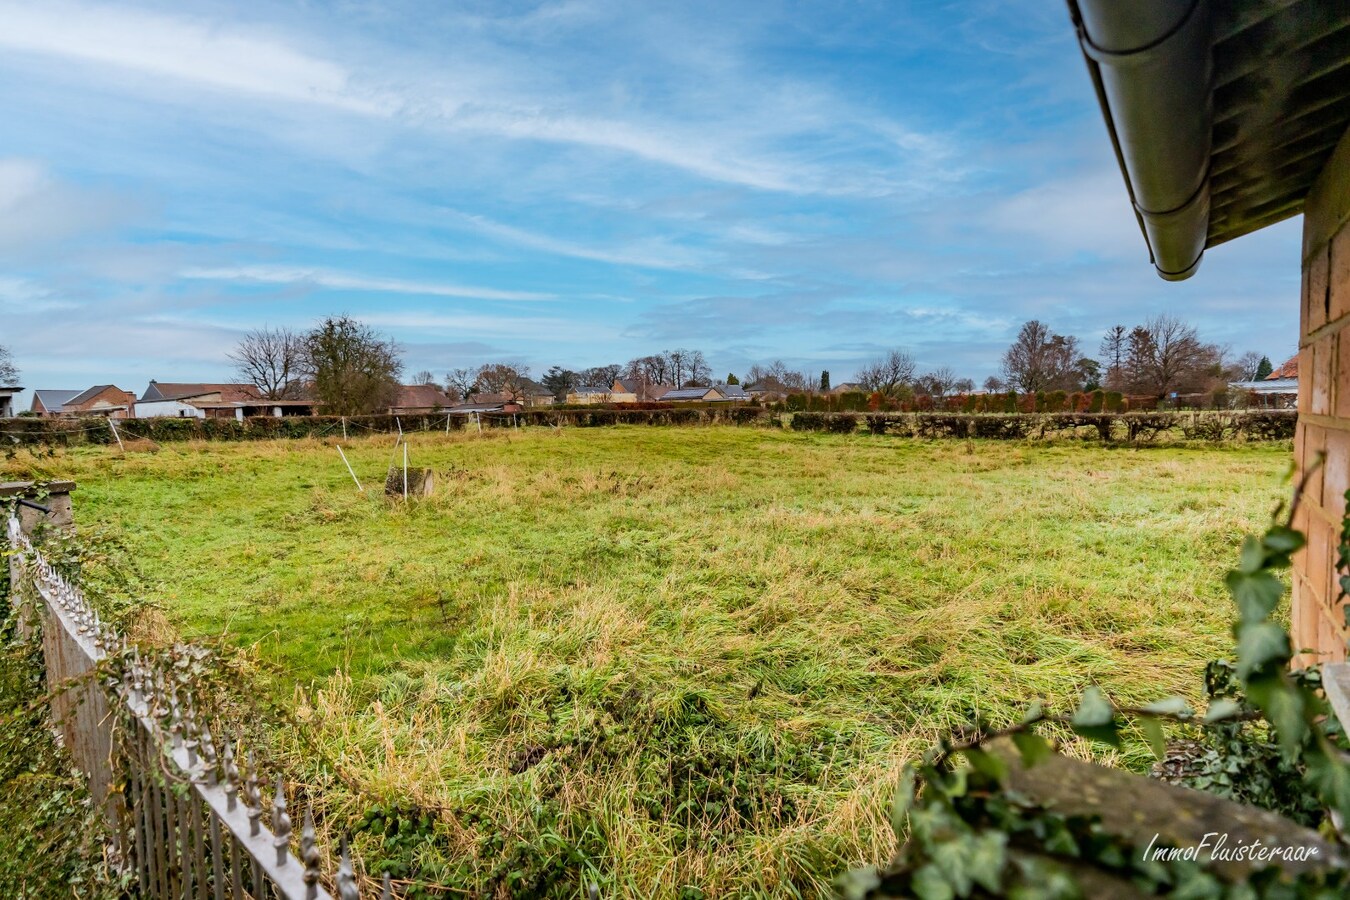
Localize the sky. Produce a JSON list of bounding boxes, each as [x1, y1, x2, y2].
[[0, 0, 1303, 404]]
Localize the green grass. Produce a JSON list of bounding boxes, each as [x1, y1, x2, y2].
[[2, 427, 1292, 897]]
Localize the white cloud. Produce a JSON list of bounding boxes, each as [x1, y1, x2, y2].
[[0, 157, 136, 253], [179, 265, 553, 302], [0, 1, 390, 115], [443, 209, 712, 270], [0, 2, 956, 197]]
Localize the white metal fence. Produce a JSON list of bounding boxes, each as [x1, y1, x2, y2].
[[7, 515, 385, 899]]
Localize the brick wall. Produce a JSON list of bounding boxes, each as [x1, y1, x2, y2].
[[1294, 125, 1350, 666]]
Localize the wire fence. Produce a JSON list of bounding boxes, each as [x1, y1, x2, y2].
[[7, 514, 387, 899]]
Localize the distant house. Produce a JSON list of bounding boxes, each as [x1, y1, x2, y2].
[[136, 381, 266, 418], [662, 386, 729, 403], [387, 384, 453, 415], [518, 378, 557, 407], [30, 389, 82, 417], [831, 382, 864, 394], [567, 385, 614, 405], [1266, 355, 1298, 380], [63, 385, 138, 418], [0, 385, 21, 418], [612, 378, 674, 402], [716, 383, 749, 401]]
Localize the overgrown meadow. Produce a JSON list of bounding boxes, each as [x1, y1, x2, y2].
[[2, 426, 1291, 897]]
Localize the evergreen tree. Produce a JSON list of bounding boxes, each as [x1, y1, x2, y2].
[[725, 373, 739, 385], [1255, 355, 1274, 380], [820, 370, 830, 392]]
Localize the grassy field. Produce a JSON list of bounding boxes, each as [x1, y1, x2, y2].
[[2, 426, 1292, 897]]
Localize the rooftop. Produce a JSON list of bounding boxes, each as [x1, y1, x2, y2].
[[1069, 0, 1350, 279]]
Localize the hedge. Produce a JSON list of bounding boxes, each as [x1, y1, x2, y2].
[[793, 410, 1296, 442], [0, 408, 1295, 447]]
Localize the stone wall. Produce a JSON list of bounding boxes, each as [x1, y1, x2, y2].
[[1295, 125, 1350, 665]]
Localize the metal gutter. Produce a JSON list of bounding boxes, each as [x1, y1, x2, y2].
[[1069, 0, 1213, 280]]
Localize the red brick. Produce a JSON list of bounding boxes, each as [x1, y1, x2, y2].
[[1299, 346, 1314, 413]]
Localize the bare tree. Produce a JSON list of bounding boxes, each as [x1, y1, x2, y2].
[[1001, 321, 1082, 393], [474, 363, 532, 402], [953, 377, 976, 394], [914, 366, 959, 398], [579, 364, 622, 388], [856, 349, 917, 397], [228, 327, 304, 399], [1099, 325, 1128, 390], [983, 375, 1006, 392], [1123, 314, 1219, 397], [1231, 350, 1264, 382], [0, 344, 18, 386], [412, 369, 437, 385], [302, 316, 402, 415], [445, 367, 476, 402]]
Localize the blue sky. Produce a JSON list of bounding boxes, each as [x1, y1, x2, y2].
[[0, 0, 1302, 401]]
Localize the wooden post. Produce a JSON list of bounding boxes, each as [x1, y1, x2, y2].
[[341, 416, 347, 440], [402, 443, 409, 500], [475, 412, 482, 434], [108, 418, 125, 451]]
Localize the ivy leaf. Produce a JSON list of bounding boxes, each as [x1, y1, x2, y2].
[[1140, 696, 1192, 718], [1225, 571, 1284, 624], [963, 748, 1009, 784], [1202, 698, 1242, 723], [1235, 621, 1291, 679], [1140, 717, 1167, 760], [1070, 686, 1119, 747], [966, 832, 1008, 893], [1305, 743, 1350, 825], [1245, 676, 1307, 757], [910, 863, 955, 900], [1021, 700, 1044, 725], [1261, 525, 1305, 558], [1011, 730, 1052, 769], [1236, 535, 1265, 574]]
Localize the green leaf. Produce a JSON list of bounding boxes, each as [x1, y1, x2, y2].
[[1070, 687, 1119, 747], [1140, 696, 1192, 718], [1010, 730, 1052, 769], [1305, 742, 1350, 825], [1235, 621, 1291, 679], [1225, 571, 1285, 624], [963, 748, 1009, 784], [1072, 687, 1112, 726], [965, 832, 1008, 893], [1202, 698, 1242, 723], [1021, 700, 1044, 725], [1141, 717, 1167, 760], [1261, 525, 1305, 557], [910, 863, 954, 900], [1245, 676, 1307, 757], [1236, 535, 1265, 574]]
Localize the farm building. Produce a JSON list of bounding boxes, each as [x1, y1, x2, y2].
[[662, 386, 731, 402], [29, 389, 81, 416], [566, 385, 614, 404], [0, 385, 20, 418], [1068, 0, 1350, 663], [387, 384, 453, 415], [62, 385, 138, 418], [612, 378, 673, 402]]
